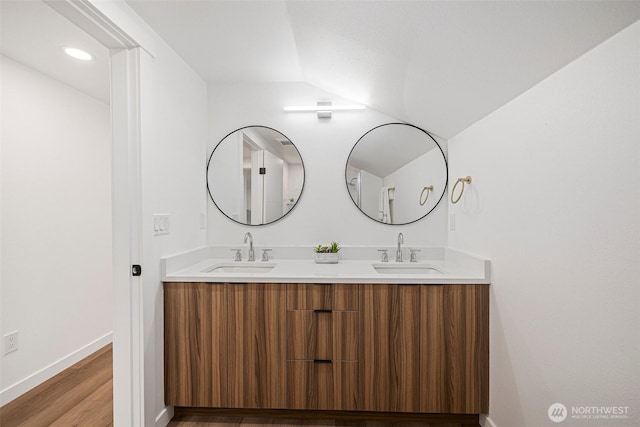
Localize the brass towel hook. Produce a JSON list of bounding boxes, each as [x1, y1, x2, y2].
[[419, 185, 434, 206], [451, 176, 472, 204]]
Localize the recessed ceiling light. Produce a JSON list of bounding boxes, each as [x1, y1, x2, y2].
[[64, 47, 93, 61]]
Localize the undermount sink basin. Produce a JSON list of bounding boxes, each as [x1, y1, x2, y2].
[[372, 263, 443, 275], [203, 263, 276, 274]]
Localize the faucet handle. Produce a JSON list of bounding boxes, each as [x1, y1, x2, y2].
[[231, 249, 242, 261], [261, 249, 272, 261], [377, 249, 389, 262], [409, 249, 421, 262]]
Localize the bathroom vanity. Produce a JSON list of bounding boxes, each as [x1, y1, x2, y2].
[[162, 247, 490, 423]]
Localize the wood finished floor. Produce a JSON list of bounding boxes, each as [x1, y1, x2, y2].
[[169, 417, 468, 427], [0, 345, 474, 427], [0, 344, 113, 427]]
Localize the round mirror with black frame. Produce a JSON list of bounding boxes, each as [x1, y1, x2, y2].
[[345, 123, 448, 225], [207, 126, 305, 226]]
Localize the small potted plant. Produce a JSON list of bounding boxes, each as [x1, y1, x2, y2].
[[314, 241, 341, 264]]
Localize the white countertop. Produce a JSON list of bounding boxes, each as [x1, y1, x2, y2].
[[162, 246, 491, 285]]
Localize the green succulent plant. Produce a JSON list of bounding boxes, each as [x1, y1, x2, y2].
[[314, 241, 341, 253]]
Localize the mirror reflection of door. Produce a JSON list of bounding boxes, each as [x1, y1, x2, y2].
[[261, 150, 284, 224], [208, 126, 304, 226], [243, 143, 252, 223], [247, 146, 284, 225]]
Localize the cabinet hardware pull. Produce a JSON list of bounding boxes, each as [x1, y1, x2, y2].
[[313, 359, 332, 364], [313, 309, 332, 313]]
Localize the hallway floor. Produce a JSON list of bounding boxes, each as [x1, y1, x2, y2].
[[0, 344, 113, 427], [0, 345, 475, 427]]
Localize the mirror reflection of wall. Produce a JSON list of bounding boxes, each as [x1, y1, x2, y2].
[[207, 126, 304, 225], [346, 123, 448, 225], [346, 166, 361, 208]]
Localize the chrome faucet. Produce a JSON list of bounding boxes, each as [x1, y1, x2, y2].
[[244, 232, 255, 261], [396, 232, 404, 262]]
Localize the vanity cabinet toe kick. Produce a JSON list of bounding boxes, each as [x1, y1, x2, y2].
[[164, 281, 489, 419]]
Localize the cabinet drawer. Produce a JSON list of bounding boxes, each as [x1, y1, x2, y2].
[[287, 283, 358, 311], [287, 361, 357, 410], [287, 310, 358, 361]]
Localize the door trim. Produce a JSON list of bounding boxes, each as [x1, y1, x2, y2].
[[45, 1, 144, 425]]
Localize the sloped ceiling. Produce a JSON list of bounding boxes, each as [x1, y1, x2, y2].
[[127, 0, 640, 138]]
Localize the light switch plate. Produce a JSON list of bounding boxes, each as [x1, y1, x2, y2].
[[153, 214, 170, 236]]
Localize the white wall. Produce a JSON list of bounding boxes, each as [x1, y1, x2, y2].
[[285, 163, 304, 204], [448, 22, 640, 427], [207, 82, 448, 250], [207, 131, 244, 221], [384, 148, 447, 223], [0, 56, 112, 404], [139, 43, 208, 426]]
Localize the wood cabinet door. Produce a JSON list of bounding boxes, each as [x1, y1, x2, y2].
[[228, 283, 287, 408], [287, 361, 358, 410], [287, 310, 358, 361], [359, 284, 421, 412], [164, 282, 227, 407], [421, 284, 489, 414]]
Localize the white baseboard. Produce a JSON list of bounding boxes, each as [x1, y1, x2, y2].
[[0, 332, 112, 406], [480, 414, 498, 427], [156, 406, 174, 427]]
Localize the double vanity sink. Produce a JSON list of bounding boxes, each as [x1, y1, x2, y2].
[[202, 261, 442, 275], [162, 245, 490, 284], [162, 244, 490, 423], [162, 244, 490, 420]]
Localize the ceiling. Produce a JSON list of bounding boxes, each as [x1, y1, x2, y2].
[[3, 1, 638, 137], [127, 0, 640, 139], [349, 124, 436, 178], [248, 126, 303, 165], [0, 0, 110, 103]]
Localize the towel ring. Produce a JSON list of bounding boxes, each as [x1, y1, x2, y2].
[[451, 176, 472, 204], [419, 185, 434, 206]]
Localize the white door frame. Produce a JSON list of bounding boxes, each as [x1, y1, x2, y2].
[[110, 47, 144, 427], [45, 1, 144, 425]]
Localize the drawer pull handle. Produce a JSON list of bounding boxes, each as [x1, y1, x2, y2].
[[313, 359, 332, 364], [313, 309, 332, 313]]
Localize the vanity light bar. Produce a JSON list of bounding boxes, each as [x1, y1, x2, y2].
[[283, 104, 366, 112]]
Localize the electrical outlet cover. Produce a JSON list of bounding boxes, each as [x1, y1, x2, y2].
[[4, 331, 18, 355]]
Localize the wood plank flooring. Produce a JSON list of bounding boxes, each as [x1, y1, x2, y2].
[[169, 409, 478, 427], [0, 344, 113, 427], [168, 415, 472, 427], [0, 344, 478, 427]]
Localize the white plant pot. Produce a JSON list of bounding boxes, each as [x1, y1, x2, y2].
[[314, 252, 339, 264]]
